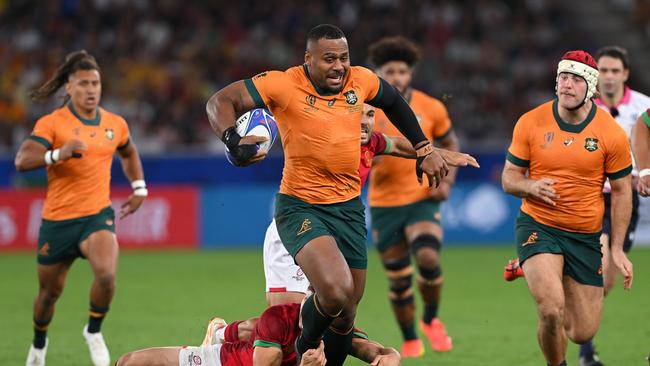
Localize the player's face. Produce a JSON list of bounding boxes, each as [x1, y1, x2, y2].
[[597, 56, 628, 97], [557, 72, 588, 110], [305, 38, 350, 93], [376, 61, 412, 94], [65, 69, 101, 112], [360, 104, 376, 145]]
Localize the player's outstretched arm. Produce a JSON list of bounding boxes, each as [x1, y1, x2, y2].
[[609, 174, 634, 290], [252, 345, 284, 366], [502, 160, 557, 206], [350, 337, 400, 366], [368, 78, 448, 187], [632, 116, 650, 196], [117, 141, 146, 219], [206, 81, 268, 167], [15, 138, 87, 172], [386, 136, 479, 169]]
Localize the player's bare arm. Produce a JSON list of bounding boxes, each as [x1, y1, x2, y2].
[[350, 337, 400, 366], [15, 138, 87, 172], [386, 135, 479, 168], [117, 141, 146, 219], [632, 116, 650, 195], [609, 174, 634, 290], [501, 160, 558, 206], [431, 130, 460, 200], [253, 345, 284, 366], [206, 80, 268, 167]]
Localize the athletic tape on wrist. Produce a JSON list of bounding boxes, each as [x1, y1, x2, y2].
[[640, 169, 650, 178], [416, 143, 433, 157], [44, 149, 60, 165]]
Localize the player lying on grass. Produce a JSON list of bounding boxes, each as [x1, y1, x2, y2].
[[116, 289, 400, 366], [265, 103, 479, 307]]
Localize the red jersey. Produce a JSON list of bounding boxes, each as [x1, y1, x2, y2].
[[221, 303, 301, 366], [359, 132, 390, 186]]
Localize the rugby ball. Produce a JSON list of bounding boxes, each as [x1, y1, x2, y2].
[[225, 108, 278, 165]]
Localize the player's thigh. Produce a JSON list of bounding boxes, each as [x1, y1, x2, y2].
[[266, 292, 306, 306], [294, 235, 353, 297], [370, 205, 408, 253], [403, 199, 443, 243], [378, 240, 409, 262], [37, 258, 75, 294], [562, 275, 603, 342], [521, 253, 565, 310], [80, 230, 119, 276], [118, 346, 182, 366], [263, 220, 309, 300]]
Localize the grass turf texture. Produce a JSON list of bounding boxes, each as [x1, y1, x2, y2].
[[1, 246, 648, 365]]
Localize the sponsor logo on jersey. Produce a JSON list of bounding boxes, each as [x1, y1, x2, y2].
[[327, 99, 336, 107], [584, 137, 599, 152], [344, 90, 358, 105], [564, 137, 575, 146], [306, 95, 316, 106], [297, 218, 312, 236]]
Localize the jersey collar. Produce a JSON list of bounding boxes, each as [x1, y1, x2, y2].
[[302, 64, 342, 97], [552, 98, 596, 133], [67, 103, 102, 126]]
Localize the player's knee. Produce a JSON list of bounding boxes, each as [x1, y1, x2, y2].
[[418, 264, 442, 285], [39, 286, 63, 306], [411, 234, 441, 267], [538, 303, 564, 326], [317, 277, 354, 313], [95, 272, 116, 291]]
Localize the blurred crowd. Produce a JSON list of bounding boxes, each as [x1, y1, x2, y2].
[[0, 0, 621, 154]]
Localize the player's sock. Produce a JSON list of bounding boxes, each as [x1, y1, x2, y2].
[[579, 340, 594, 357], [32, 319, 49, 349], [322, 326, 353, 366], [400, 322, 418, 341], [87, 303, 109, 333], [296, 293, 336, 354], [423, 303, 438, 324]]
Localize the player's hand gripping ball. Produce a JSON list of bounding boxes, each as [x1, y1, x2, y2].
[[225, 108, 278, 166]]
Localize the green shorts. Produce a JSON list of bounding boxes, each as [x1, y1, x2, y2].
[[274, 193, 367, 269], [370, 199, 441, 252], [515, 211, 603, 287], [37, 206, 116, 265]]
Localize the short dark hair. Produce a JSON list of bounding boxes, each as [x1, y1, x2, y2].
[[596, 46, 629, 69], [368, 36, 421, 68], [306, 24, 346, 45]]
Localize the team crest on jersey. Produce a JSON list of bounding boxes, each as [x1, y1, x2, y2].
[[584, 137, 598, 152], [105, 128, 114, 141], [344, 90, 358, 105]]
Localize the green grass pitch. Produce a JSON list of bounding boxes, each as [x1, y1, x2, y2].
[[1, 246, 648, 365]]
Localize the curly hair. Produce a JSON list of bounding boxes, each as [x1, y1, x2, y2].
[[29, 50, 100, 103], [368, 36, 421, 68]]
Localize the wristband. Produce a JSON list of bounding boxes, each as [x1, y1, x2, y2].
[[415, 142, 433, 157], [44, 149, 60, 165], [133, 187, 148, 197], [131, 179, 146, 190], [222, 127, 241, 150], [639, 169, 650, 178]]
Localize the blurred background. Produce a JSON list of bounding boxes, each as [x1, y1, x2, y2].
[[2, 0, 650, 249]]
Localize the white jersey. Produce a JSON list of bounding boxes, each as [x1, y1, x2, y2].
[[595, 86, 650, 190]]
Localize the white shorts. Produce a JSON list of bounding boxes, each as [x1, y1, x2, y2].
[[263, 219, 310, 293], [178, 344, 221, 366]]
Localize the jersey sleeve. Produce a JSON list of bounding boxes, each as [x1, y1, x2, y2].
[[370, 132, 390, 155], [252, 306, 289, 349], [642, 109, 650, 128], [355, 66, 382, 103], [117, 117, 130, 150], [431, 100, 453, 141], [246, 71, 292, 111], [29, 116, 55, 149], [506, 117, 530, 167], [605, 127, 633, 180]]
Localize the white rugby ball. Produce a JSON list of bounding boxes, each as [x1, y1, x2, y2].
[[225, 108, 278, 165]]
